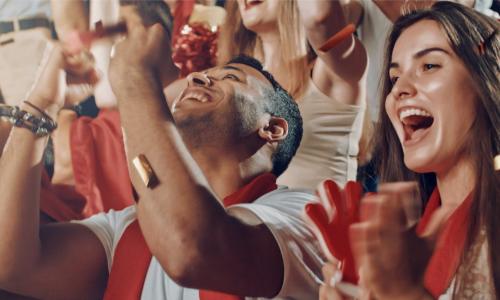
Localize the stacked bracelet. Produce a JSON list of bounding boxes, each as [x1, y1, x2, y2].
[[0, 103, 57, 137]]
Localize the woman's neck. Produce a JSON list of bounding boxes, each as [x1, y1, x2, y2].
[[435, 156, 476, 210], [258, 30, 282, 70]]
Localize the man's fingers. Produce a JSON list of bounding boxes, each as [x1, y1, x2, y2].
[[121, 5, 146, 35]]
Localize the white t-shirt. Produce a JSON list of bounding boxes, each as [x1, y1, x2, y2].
[[76, 188, 325, 300]]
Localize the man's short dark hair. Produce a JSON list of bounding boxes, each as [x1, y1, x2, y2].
[[227, 55, 303, 176]]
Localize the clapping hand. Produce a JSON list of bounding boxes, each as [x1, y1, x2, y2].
[[349, 182, 433, 300], [305, 180, 363, 298]]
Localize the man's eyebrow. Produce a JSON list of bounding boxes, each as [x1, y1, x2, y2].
[[222, 65, 245, 73], [389, 47, 451, 70]]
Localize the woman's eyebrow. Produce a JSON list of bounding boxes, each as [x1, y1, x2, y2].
[[413, 47, 450, 59], [389, 47, 450, 70]]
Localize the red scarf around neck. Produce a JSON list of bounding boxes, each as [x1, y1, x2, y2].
[[416, 189, 474, 298], [103, 173, 278, 300]]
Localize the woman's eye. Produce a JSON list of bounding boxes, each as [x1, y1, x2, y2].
[[423, 63, 439, 71], [223, 74, 239, 81], [390, 76, 399, 85]]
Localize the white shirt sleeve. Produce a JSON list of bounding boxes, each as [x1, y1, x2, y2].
[[72, 205, 137, 271], [227, 188, 325, 300]]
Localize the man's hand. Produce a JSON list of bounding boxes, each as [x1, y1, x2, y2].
[[109, 8, 178, 96], [349, 182, 433, 300]]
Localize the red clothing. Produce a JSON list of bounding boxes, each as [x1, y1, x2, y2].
[[40, 170, 86, 221], [39, 109, 132, 222], [103, 173, 278, 300], [416, 189, 473, 298], [70, 109, 134, 218]]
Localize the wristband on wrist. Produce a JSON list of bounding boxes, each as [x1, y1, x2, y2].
[[0, 104, 57, 137]]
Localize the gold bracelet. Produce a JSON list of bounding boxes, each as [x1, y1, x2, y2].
[[132, 154, 159, 188]]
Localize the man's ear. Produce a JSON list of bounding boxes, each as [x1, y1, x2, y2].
[[258, 116, 288, 143]]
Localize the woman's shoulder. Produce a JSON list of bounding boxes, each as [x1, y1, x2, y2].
[[442, 229, 495, 299]]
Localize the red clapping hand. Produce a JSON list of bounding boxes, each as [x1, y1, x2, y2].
[[304, 180, 363, 285]]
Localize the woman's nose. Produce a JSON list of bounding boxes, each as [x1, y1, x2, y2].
[[391, 75, 417, 101]]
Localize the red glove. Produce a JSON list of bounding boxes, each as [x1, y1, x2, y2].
[[304, 180, 363, 284]]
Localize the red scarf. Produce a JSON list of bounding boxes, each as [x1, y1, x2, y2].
[[103, 173, 278, 300], [416, 189, 474, 298]]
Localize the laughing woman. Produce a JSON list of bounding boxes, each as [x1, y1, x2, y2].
[[319, 2, 499, 299]]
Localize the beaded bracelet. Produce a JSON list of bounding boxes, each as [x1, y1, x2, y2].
[[0, 104, 57, 137]]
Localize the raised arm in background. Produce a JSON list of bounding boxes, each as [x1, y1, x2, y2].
[[297, 0, 368, 106], [0, 44, 108, 300]]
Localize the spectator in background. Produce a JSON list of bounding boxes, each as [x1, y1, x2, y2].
[[219, 0, 368, 190], [0, 0, 54, 105]]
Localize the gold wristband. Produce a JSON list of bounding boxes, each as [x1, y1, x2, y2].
[[132, 154, 159, 188]]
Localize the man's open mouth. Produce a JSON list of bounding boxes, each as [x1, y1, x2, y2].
[[180, 90, 212, 103], [399, 107, 434, 143]]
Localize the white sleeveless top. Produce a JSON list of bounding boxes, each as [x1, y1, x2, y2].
[[277, 79, 365, 190]]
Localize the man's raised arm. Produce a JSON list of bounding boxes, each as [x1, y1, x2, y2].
[[109, 16, 285, 297]]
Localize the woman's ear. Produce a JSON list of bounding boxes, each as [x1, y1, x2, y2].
[[258, 116, 288, 142]]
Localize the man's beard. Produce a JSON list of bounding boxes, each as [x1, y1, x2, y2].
[[176, 93, 259, 149], [176, 111, 231, 149]]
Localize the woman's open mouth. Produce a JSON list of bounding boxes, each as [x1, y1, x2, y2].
[[245, 0, 263, 9], [399, 107, 434, 145]]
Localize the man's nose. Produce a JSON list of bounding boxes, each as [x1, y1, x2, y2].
[[187, 72, 212, 87]]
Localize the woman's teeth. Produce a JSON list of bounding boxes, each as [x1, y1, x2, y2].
[[399, 108, 432, 122]]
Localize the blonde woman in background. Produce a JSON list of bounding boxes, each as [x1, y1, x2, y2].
[[218, 0, 368, 190]]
